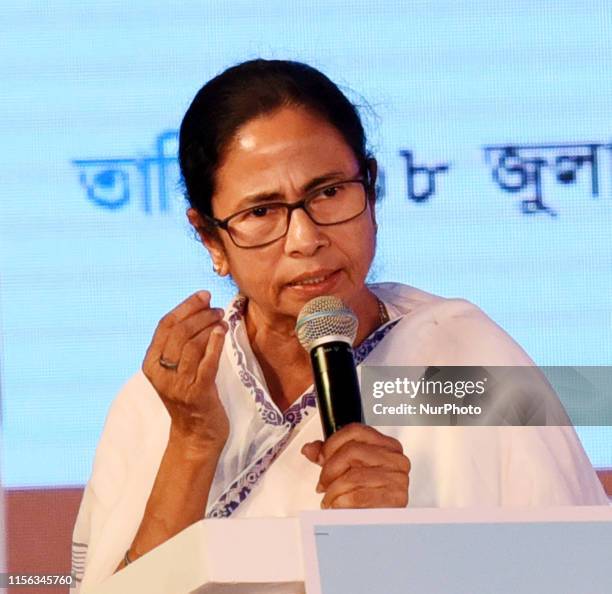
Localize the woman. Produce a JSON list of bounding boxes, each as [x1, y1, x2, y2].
[[72, 59, 608, 591]]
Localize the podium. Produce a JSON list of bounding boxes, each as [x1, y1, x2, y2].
[[89, 506, 612, 594]]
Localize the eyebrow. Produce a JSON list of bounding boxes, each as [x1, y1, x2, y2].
[[234, 171, 348, 210]]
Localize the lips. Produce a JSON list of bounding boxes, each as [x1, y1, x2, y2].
[[287, 269, 338, 287], [284, 269, 343, 297]]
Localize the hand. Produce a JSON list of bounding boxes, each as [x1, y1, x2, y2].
[[142, 291, 229, 449], [301, 424, 410, 509]]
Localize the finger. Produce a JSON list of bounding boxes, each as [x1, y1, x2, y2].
[[176, 322, 218, 376], [318, 442, 410, 490], [321, 467, 408, 508], [319, 424, 403, 464], [327, 485, 409, 509], [145, 291, 212, 363], [161, 307, 225, 366], [301, 441, 324, 465], [195, 322, 227, 385]]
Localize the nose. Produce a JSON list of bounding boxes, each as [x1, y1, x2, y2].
[[283, 206, 329, 257]]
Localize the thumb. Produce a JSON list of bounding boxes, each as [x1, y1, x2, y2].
[[301, 440, 324, 465]]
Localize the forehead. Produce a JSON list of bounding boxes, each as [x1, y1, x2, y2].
[[213, 106, 359, 205]]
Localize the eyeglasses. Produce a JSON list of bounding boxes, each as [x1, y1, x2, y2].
[[204, 177, 370, 248]]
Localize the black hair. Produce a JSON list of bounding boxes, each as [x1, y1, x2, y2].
[[178, 59, 374, 234]]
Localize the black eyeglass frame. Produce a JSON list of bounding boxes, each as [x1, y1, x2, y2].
[[202, 176, 373, 249]]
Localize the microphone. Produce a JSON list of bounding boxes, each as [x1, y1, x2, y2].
[[295, 296, 364, 439]]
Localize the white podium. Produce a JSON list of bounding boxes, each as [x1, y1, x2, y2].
[[88, 517, 305, 594], [89, 507, 612, 594]]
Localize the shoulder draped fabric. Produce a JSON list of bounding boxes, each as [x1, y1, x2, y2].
[[71, 283, 609, 592]]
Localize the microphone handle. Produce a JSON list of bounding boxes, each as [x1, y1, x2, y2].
[[310, 340, 364, 439]]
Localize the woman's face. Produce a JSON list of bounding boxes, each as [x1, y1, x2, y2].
[[189, 106, 377, 324]]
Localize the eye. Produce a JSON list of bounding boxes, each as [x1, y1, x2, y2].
[[321, 184, 343, 198], [250, 206, 270, 218], [242, 203, 284, 220]]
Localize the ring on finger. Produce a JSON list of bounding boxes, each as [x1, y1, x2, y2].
[[159, 356, 179, 370]]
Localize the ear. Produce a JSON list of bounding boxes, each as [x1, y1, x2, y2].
[[366, 157, 378, 192], [365, 158, 378, 228], [186, 208, 230, 276]]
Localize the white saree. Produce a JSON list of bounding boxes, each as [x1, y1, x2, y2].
[[71, 283, 608, 592]]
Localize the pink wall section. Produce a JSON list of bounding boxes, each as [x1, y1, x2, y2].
[[6, 487, 83, 594]]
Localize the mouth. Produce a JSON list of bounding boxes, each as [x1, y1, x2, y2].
[[286, 269, 342, 291]]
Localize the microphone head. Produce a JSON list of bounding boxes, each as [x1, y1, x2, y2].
[[295, 295, 358, 352]]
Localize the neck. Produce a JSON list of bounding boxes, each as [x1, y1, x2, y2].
[[244, 304, 310, 411], [245, 310, 308, 366], [346, 286, 383, 347], [243, 286, 382, 410]]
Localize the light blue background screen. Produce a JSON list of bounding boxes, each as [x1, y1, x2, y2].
[[1, 1, 611, 487]]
